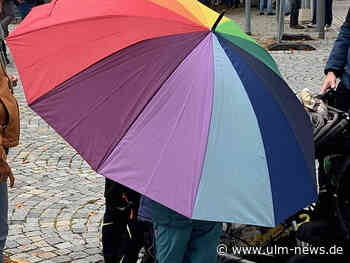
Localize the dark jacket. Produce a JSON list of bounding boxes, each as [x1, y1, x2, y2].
[[104, 178, 141, 222], [325, 8, 350, 89]]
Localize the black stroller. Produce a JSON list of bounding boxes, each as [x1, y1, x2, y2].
[[218, 89, 350, 263], [288, 89, 350, 263]]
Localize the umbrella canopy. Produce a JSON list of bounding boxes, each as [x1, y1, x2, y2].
[[7, 0, 317, 227]]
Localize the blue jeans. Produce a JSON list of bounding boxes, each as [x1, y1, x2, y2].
[[260, 0, 273, 13], [312, 0, 333, 26], [0, 182, 8, 263], [285, 0, 291, 14], [151, 201, 221, 263]]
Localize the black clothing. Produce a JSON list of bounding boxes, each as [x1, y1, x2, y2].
[[290, 0, 301, 26], [102, 179, 144, 263], [312, 0, 333, 26]]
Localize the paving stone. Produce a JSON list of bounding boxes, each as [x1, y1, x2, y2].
[[84, 254, 104, 262], [55, 242, 73, 250], [51, 255, 73, 263], [69, 251, 89, 259], [29, 235, 43, 242], [11, 252, 31, 259], [45, 237, 64, 245], [5, 241, 19, 249], [41, 246, 56, 252], [17, 244, 38, 252], [25, 230, 42, 237], [38, 252, 57, 259], [16, 238, 33, 246], [55, 248, 72, 256], [69, 245, 86, 252], [5, 248, 22, 254], [71, 260, 89, 263], [27, 256, 42, 263], [84, 248, 102, 255]]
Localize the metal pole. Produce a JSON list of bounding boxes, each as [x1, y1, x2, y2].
[[245, 0, 251, 35], [317, 0, 325, 39], [276, 0, 280, 24], [277, 0, 285, 43], [305, 0, 310, 9]]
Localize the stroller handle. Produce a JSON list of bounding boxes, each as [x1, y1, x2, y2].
[[315, 88, 336, 101]]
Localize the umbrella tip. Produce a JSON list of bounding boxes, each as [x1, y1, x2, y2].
[[211, 11, 226, 33]]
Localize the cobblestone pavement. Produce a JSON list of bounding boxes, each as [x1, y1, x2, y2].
[[224, 0, 349, 37], [3, 1, 350, 262], [5, 38, 105, 262]]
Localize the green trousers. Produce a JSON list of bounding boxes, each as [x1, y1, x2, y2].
[[151, 201, 221, 263]]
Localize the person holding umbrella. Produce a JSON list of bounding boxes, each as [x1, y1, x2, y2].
[[5, 2, 317, 263], [151, 200, 222, 263]]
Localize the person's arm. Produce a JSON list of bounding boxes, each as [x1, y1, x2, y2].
[[322, 10, 350, 93], [0, 131, 14, 188], [324, 25, 350, 77]]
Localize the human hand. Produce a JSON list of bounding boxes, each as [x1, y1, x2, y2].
[[0, 161, 15, 188], [9, 74, 18, 87], [321, 72, 337, 93]]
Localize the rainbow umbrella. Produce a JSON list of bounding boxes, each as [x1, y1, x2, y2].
[[7, 0, 316, 227]]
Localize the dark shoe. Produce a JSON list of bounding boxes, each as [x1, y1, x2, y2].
[[259, 12, 264, 15], [267, 12, 276, 15], [290, 24, 305, 29], [285, 12, 290, 16]]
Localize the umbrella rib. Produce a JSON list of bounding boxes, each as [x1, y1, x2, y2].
[[211, 11, 226, 32], [8, 15, 207, 39], [96, 31, 211, 170], [147, 0, 205, 28], [143, 83, 194, 200], [216, 32, 280, 76]]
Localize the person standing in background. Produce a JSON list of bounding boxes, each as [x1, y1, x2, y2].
[[285, 0, 290, 15], [290, 0, 304, 29], [14, 0, 36, 19], [259, 0, 274, 15], [102, 179, 145, 263], [309, 0, 333, 29], [0, 25, 20, 263], [0, 0, 16, 64]]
